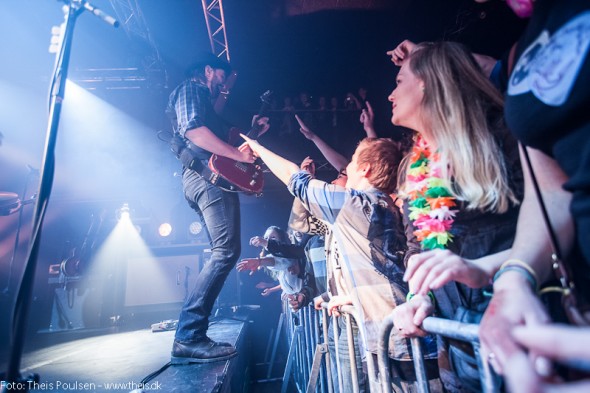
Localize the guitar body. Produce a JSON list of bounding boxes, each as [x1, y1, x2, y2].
[[208, 154, 264, 195], [207, 91, 273, 196]]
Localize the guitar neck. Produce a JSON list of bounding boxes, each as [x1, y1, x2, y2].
[[245, 90, 272, 140], [245, 124, 263, 140], [214, 71, 238, 115], [225, 90, 272, 145]]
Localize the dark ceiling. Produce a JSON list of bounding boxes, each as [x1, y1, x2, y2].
[[0, 0, 527, 197], [1, 0, 526, 98]]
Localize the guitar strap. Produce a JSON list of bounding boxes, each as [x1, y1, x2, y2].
[[169, 131, 239, 192], [177, 145, 239, 192]]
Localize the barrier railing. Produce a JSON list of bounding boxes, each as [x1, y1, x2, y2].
[[281, 299, 502, 393], [282, 301, 329, 393], [377, 315, 500, 393], [281, 301, 387, 393]]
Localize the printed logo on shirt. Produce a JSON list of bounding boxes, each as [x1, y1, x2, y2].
[[508, 11, 590, 106]]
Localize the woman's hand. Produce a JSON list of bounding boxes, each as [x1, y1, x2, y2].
[[404, 249, 491, 295], [392, 294, 434, 337], [326, 295, 352, 317], [386, 39, 417, 66], [513, 324, 590, 362], [249, 235, 268, 248], [502, 325, 590, 392], [251, 115, 271, 137], [236, 257, 261, 275], [479, 272, 550, 375]]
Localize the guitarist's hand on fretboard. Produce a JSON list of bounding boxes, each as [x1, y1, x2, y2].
[[251, 115, 271, 138], [207, 90, 272, 195]]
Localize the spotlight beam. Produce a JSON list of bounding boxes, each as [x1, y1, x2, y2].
[[3, 2, 118, 386]]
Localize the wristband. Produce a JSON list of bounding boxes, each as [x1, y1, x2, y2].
[[406, 291, 435, 304], [493, 265, 538, 292], [500, 259, 539, 283]]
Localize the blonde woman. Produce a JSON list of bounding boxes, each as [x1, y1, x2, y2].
[[389, 41, 524, 392]]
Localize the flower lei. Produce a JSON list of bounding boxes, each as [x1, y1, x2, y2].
[[406, 136, 457, 250]]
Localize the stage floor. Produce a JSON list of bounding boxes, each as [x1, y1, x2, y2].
[[3, 318, 250, 393]]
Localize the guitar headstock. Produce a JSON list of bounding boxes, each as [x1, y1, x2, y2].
[[260, 90, 273, 106]]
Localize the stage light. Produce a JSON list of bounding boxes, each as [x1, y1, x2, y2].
[[116, 203, 130, 221], [189, 221, 203, 236], [49, 17, 65, 54], [158, 222, 173, 237]]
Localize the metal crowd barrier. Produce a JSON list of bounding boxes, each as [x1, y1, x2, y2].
[[339, 304, 381, 393], [281, 301, 384, 393], [280, 299, 502, 393], [377, 316, 500, 393], [281, 301, 329, 393]]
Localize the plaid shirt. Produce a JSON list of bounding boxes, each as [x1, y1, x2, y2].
[[166, 79, 228, 160], [289, 198, 329, 295], [288, 171, 413, 359]]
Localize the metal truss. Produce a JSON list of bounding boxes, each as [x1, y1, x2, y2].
[[201, 0, 230, 61], [103, 0, 167, 89]]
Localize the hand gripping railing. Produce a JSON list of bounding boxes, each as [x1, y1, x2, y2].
[[378, 316, 500, 393]]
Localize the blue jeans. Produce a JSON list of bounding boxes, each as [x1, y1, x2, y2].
[[175, 168, 241, 342]]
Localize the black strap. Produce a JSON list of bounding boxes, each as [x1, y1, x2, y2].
[[520, 144, 573, 290], [168, 131, 239, 192], [177, 144, 239, 192], [521, 144, 564, 260]]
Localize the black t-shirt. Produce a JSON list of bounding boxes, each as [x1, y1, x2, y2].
[[505, 0, 590, 263]]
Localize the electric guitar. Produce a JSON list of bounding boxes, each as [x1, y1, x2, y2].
[[208, 90, 272, 196], [0, 192, 36, 216]]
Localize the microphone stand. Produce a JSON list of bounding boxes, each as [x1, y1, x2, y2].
[[2, 166, 38, 300], [1, 2, 118, 391]]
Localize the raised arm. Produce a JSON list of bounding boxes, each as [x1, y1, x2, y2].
[[359, 101, 378, 138], [240, 133, 300, 185], [236, 255, 276, 275], [387, 39, 417, 66], [295, 114, 349, 172], [388, 39, 500, 80]]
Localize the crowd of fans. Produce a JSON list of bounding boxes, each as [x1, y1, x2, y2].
[[263, 89, 374, 155], [234, 1, 590, 392]]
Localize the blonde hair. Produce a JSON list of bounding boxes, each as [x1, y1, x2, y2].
[[398, 41, 518, 213], [357, 138, 402, 195]]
